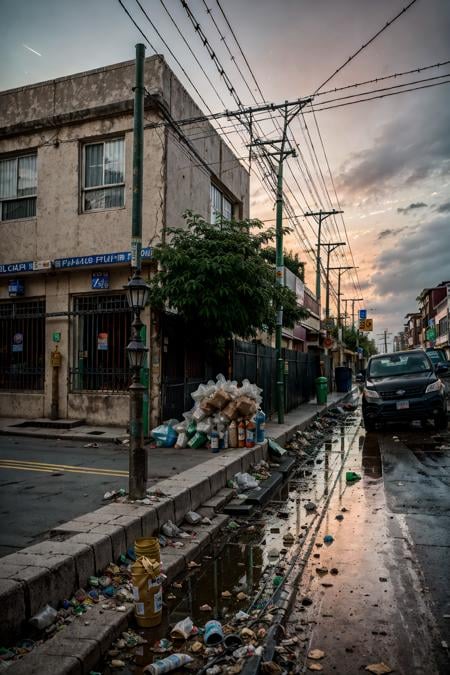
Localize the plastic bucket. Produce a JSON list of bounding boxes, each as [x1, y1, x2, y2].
[[135, 537, 161, 562], [204, 620, 224, 646], [131, 556, 162, 628]]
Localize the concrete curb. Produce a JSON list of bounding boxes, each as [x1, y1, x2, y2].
[[1, 388, 356, 670]]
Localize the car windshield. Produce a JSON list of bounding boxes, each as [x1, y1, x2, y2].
[[368, 353, 432, 378]]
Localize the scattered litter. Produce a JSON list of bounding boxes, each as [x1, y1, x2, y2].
[[144, 653, 193, 674], [187, 560, 201, 569], [323, 535, 334, 544], [335, 514, 344, 521], [84, 442, 99, 448], [184, 511, 202, 525], [365, 663, 393, 675], [308, 649, 325, 660], [346, 471, 361, 483], [305, 501, 317, 512], [200, 604, 212, 612], [330, 568, 339, 575], [308, 663, 323, 671], [170, 618, 193, 640], [379, 577, 388, 582], [262, 662, 283, 674], [221, 590, 232, 598]]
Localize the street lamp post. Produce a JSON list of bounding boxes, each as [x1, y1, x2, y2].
[[126, 274, 149, 500]]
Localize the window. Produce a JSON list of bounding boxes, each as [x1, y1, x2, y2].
[[0, 154, 37, 221], [0, 299, 45, 390], [210, 184, 233, 223], [70, 293, 132, 392], [83, 139, 124, 211]]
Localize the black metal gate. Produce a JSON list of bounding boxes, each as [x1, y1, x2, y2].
[[232, 340, 277, 417], [69, 293, 131, 392], [0, 298, 45, 390]]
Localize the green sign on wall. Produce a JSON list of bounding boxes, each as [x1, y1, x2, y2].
[[52, 331, 61, 343]]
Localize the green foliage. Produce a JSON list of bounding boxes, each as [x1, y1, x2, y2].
[[331, 325, 377, 356], [260, 246, 305, 281], [148, 212, 308, 344]]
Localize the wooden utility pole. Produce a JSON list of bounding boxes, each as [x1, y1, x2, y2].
[[249, 101, 310, 424], [304, 210, 343, 305], [377, 330, 392, 353]]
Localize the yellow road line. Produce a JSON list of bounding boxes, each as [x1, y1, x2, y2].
[[0, 458, 127, 475], [0, 461, 128, 478]]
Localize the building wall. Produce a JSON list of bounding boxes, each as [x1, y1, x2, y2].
[[0, 55, 249, 425]]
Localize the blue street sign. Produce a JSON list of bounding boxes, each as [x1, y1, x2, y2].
[[359, 309, 367, 320], [91, 271, 110, 290]]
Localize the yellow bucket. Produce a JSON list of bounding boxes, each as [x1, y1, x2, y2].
[[131, 555, 162, 627], [135, 537, 161, 562]]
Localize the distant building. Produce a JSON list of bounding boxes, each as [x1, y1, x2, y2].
[[404, 312, 421, 349], [0, 55, 249, 426], [418, 282, 450, 349]]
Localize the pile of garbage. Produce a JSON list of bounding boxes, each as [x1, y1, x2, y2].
[[150, 375, 266, 451], [285, 405, 357, 460]]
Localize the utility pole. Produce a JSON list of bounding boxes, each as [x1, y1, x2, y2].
[[377, 330, 392, 354], [321, 242, 346, 322], [304, 210, 343, 305], [250, 101, 310, 424], [328, 267, 357, 328], [125, 44, 150, 500]]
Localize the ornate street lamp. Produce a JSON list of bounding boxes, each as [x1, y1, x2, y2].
[[125, 272, 150, 499]]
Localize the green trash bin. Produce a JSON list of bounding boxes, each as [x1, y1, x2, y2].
[[315, 376, 328, 405]]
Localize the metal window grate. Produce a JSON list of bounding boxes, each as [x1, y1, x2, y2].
[[70, 293, 132, 393], [0, 298, 45, 390]]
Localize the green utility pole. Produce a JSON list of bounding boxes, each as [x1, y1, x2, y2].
[[127, 43, 148, 500], [249, 101, 309, 424], [131, 43, 145, 273], [304, 210, 343, 304]]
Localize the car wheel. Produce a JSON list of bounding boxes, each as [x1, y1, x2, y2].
[[434, 411, 448, 430], [363, 417, 376, 432]]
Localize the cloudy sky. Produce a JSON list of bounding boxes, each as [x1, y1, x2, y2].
[[1, 0, 449, 350]]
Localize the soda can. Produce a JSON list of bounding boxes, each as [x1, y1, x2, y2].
[[204, 619, 224, 645]]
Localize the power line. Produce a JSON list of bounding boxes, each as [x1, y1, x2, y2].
[[116, 0, 158, 52], [315, 59, 450, 97], [311, 78, 450, 113], [314, 0, 419, 93]]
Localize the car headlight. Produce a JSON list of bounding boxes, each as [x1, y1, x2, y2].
[[364, 387, 380, 400], [425, 380, 443, 394]]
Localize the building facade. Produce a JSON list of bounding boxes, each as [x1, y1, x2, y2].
[[0, 55, 249, 426]]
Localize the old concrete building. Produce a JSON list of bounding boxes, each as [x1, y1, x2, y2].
[[0, 55, 249, 427]]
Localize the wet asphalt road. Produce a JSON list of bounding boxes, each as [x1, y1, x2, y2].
[[289, 414, 450, 674], [0, 435, 210, 556]]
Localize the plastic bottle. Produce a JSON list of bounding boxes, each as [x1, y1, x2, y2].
[[229, 421, 238, 448], [255, 409, 266, 443], [210, 429, 219, 453], [29, 604, 58, 630], [245, 419, 255, 448], [238, 420, 246, 448]]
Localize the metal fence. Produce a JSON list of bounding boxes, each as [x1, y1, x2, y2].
[[69, 293, 131, 392], [0, 298, 45, 391], [284, 347, 319, 411]]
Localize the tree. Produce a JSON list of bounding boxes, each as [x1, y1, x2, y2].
[[260, 246, 305, 281], [148, 212, 308, 346], [332, 325, 377, 356]]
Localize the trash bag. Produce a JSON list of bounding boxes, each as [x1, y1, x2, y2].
[[234, 472, 259, 491], [150, 424, 177, 447]]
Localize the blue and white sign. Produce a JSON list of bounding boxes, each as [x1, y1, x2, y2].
[[359, 309, 367, 320], [91, 271, 110, 290], [54, 247, 152, 270], [0, 261, 34, 275], [1, 248, 153, 276], [8, 279, 25, 297]]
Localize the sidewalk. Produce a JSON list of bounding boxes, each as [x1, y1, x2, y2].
[[0, 388, 354, 444], [1, 387, 357, 671]]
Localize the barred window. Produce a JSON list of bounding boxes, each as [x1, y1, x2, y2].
[[0, 154, 37, 221], [70, 293, 132, 392], [83, 139, 125, 211], [0, 299, 45, 390]]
